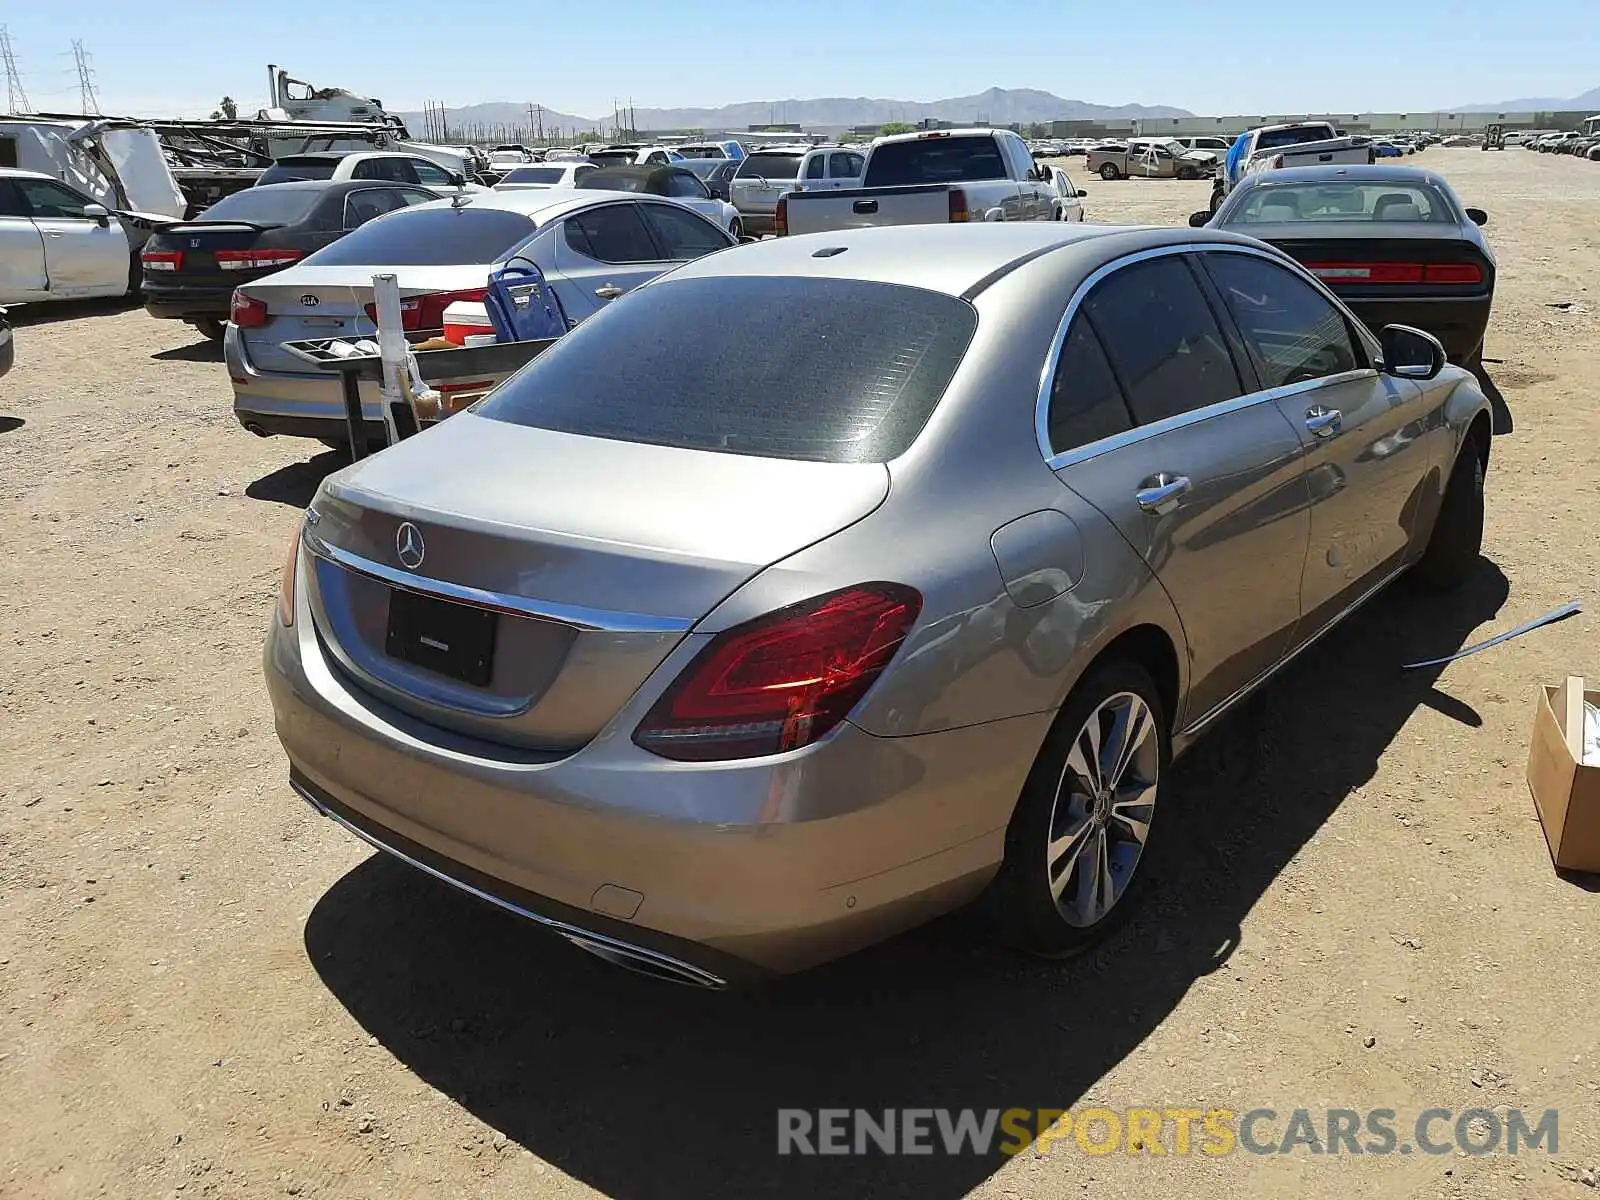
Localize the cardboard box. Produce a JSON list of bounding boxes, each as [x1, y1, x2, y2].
[[1526, 678, 1600, 873]]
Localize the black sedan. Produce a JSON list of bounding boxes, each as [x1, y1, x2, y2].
[[140, 181, 440, 340], [1196, 165, 1494, 365]]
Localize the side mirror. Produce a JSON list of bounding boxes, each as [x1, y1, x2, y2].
[[1465, 207, 1488, 226], [1379, 324, 1446, 380], [1076, 188, 1088, 198], [738, 235, 759, 244], [82, 202, 110, 226], [1188, 210, 1210, 227], [447, 172, 466, 189]]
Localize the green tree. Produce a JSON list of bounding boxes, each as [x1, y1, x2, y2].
[[880, 121, 915, 135], [210, 96, 238, 121]]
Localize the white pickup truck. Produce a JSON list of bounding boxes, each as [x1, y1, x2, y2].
[[778, 128, 1055, 236], [1210, 121, 1375, 212]]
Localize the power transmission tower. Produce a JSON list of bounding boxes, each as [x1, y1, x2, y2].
[[71, 39, 99, 114], [1, 26, 30, 114]]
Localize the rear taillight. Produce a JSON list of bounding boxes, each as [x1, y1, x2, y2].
[[948, 188, 970, 223], [215, 249, 305, 271], [363, 287, 487, 332], [142, 249, 182, 272], [774, 195, 787, 236], [1421, 262, 1483, 284], [633, 583, 922, 762], [229, 290, 268, 328], [1306, 261, 1484, 286]]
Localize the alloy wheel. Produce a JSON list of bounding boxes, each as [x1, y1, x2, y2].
[[1045, 691, 1158, 927]]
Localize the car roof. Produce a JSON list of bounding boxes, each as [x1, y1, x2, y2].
[[1236, 164, 1454, 189], [661, 224, 1263, 298], [0, 167, 56, 181], [406, 187, 666, 220]]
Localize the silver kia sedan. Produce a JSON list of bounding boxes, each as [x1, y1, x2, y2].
[[224, 188, 735, 448], [266, 223, 1493, 986]]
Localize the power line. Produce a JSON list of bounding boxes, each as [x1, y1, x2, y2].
[[1, 26, 30, 113], [71, 38, 98, 114]]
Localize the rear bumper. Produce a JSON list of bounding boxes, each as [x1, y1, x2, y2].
[[143, 281, 233, 321], [224, 322, 383, 441], [264, 566, 1044, 977], [1339, 293, 1492, 362]]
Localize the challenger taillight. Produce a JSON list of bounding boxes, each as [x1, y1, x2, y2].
[[1306, 261, 1484, 285], [633, 583, 922, 761], [363, 288, 488, 332], [142, 249, 182, 272], [229, 290, 269, 328], [216, 249, 305, 271]]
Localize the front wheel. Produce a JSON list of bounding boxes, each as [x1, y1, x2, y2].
[[728, 218, 743, 239], [1413, 434, 1486, 591], [1177, 166, 1198, 180], [989, 660, 1169, 957], [1099, 162, 1121, 181]]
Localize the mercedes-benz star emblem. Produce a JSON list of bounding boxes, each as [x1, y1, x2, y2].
[[395, 522, 425, 570], [299, 294, 320, 308]]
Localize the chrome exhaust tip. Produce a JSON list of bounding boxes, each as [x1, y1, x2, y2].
[[562, 933, 726, 990]]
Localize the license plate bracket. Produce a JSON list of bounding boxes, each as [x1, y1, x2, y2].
[[385, 588, 497, 686]]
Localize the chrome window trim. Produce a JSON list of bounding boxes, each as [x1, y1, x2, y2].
[[303, 534, 693, 634], [1035, 241, 1381, 471]]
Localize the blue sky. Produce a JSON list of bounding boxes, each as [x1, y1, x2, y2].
[[4, 1, 1594, 120]]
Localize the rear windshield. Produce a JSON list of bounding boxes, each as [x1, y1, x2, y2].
[[199, 185, 321, 225], [577, 170, 649, 193], [1230, 182, 1456, 224], [864, 136, 1008, 187], [477, 276, 978, 463], [257, 160, 338, 184], [1256, 126, 1338, 150], [501, 166, 568, 184], [305, 206, 535, 266], [735, 154, 803, 180], [588, 151, 637, 168]]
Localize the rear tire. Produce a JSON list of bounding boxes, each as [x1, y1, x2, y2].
[[1099, 162, 1121, 181], [1177, 166, 1198, 180], [989, 660, 1169, 958], [1413, 432, 1486, 591], [194, 318, 226, 342]]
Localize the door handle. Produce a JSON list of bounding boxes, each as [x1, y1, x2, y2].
[[1305, 406, 1343, 437], [45, 231, 64, 238], [594, 285, 624, 301], [1135, 473, 1191, 515], [852, 199, 878, 214]]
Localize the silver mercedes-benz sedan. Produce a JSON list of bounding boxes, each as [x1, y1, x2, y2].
[[266, 222, 1493, 986]]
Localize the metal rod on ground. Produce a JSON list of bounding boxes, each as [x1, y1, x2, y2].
[[1401, 602, 1582, 671]]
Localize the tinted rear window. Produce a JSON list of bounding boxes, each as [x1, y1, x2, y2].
[[200, 186, 321, 225], [1256, 126, 1338, 150], [501, 166, 568, 184], [865, 136, 1009, 186], [477, 276, 978, 463], [306, 206, 535, 266], [1228, 182, 1455, 224], [588, 151, 637, 168], [257, 160, 338, 184], [577, 169, 652, 193], [735, 154, 803, 180]]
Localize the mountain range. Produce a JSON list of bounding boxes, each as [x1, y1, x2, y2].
[[1454, 85, 1600, 112], [396, 87, 1192, 137]]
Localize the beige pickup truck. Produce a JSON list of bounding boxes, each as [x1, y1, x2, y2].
[[1086, 138, 1218, 181]]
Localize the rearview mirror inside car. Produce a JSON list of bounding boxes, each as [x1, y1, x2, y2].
[[1379, 324, 1446, 381], [1465, 207, 1488, 226], [1188, 211, 1210, 227]]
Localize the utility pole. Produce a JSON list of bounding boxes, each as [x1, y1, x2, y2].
[[1, 26, 31, 114], [71, 39, 99, 115], [536, 103, 543, 144]]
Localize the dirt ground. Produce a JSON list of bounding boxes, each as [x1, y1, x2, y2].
[[2, 148, 1599, 1200]]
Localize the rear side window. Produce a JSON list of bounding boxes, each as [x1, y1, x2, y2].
[[638, 203, 729, 259], [258, 161, 337, 184], [864, 136, 1008, 187], [1046, 319, 1134, 455], [477, 276, 978, 463], [1084, 256, 1243, 425], [1202, 252, 1360, 388], [563, 204, 660, 263], [306, 206, 534, 266]]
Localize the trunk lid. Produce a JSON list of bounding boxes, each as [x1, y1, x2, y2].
[[145, 222, 268, 286], [305, 412, 890, 751], [236, 264, 483, 375], [784, 185, 954, 235]]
